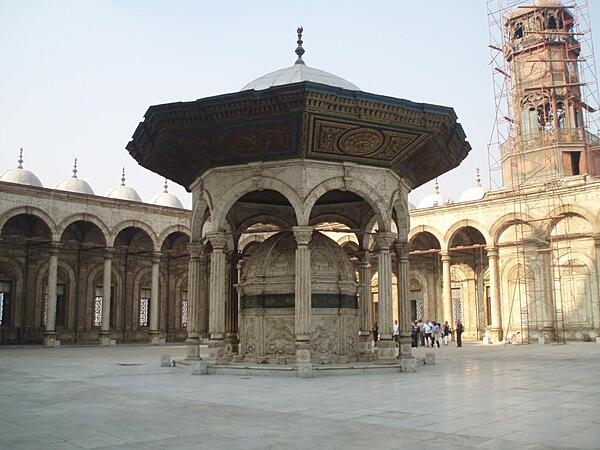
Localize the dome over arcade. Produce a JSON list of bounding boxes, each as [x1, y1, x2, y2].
[[459, 169, 487, 202], [149, 179, 184, 209], [0, 148, 43, 187], [105, 167, 142, 202], [417, 178, 454, 208], [241, 27, 360, 92], [55, 158, 94, 195]]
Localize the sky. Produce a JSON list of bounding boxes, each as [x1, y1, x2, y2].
[[1, 0, 599, 210]]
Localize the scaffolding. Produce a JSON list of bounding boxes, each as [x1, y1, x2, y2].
[[487, 0, 600, 344]]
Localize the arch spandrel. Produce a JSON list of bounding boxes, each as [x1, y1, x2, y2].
[[408, 225, 445, 250], [304, 176, 391, 231], [0, 206, 57, 240], [111, 220, 159, 251], [489, 212, 541, 245], [158, 224, 191, 248], [209, 177, 303, 231], [445, 220, 491, 249], [57, 213, 110, 247], [190, 197, 209, 242]]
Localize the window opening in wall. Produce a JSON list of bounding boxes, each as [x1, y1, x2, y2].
[[570, 152, 581, 175], [181, 290, 188, 327], [452, 287, 462, 322], [93, 286, 103, 327], [0, 281, 11, 326], [514, 22, 524, 39], [139, 288, 150, 327], [485, 285, 492, 326]]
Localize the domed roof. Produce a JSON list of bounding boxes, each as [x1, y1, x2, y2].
[[149, 179, 184, 208], [241, 230, 356, 295], [0, 148, 43, 187], [459, 169, 488, 202], [417, 178, 454, 208], [55, 158, 94, 195], [105, 168, 142, 202], [241, 27, 360, 92]]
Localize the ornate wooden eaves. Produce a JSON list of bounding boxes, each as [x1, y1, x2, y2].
[[126, 82, 471, 189]]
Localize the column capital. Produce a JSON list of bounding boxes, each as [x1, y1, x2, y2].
[[374, 231, 396, 251], [151, 251, 162, 264], [207, 232, 228, 251], [292, 226, 313, 246], [394, 242, 410, 258], [103, 246, 115, 259], [440, 250, 451, 262], [188, 242, 204, 258], [485, 246, 498, 258], [49, 241, 61, 254]]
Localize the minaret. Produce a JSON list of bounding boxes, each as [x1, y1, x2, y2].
[[501, 0, 598, 187]]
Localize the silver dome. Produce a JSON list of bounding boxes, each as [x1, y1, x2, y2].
[[149, 179, 184, 208], [105, 168, 142, 202], [0, 149, 43, 187], [459, 169, 487, 202], [241, 64, 360, 92], [55, 159, 94, 195]]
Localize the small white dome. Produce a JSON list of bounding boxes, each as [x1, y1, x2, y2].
[[459, 169, 487, 202], [149, 179, 184, 208], [55, 159, 94, 195], [0, 149, 43, 187], [417, 178, 453, 209], [241, 27, 359, 92], [408, 202, 416, 211], [105, 168, 142, 202]]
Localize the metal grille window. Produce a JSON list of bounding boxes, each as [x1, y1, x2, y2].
[[181, 290, 188, 327], [93, 286, 103, 327], [139, 288, 150, 327], [0, 281, 11, 326]]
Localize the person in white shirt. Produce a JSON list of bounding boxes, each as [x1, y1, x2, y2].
[[392, 320, 400, 344]]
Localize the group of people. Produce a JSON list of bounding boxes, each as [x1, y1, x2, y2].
[[371, 319, 464, 348]]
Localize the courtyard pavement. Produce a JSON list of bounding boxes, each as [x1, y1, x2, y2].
[[0, 341, 599, 450]]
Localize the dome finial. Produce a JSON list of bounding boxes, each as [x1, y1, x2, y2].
[[295, 26, 305, 65], [121, 167, 126, 186], [475, 168, 481, 186], [72, 158, 78, 178], [163, 178, 168, 193], [434, 178, 440, 195], [17, 147, 23, 169]]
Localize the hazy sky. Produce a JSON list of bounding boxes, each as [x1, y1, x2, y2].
[[1, 0, 599, 209]]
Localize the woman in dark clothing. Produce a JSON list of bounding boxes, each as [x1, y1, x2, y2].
[[456, 320, 464, 347]]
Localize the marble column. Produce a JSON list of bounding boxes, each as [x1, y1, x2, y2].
[[441, 251, 453, 326], [198, 253, 209, 339], [486, 246, 503, 342], [208, 233, 227, 363], [44, 242, 60, 347], [149, 252, 161, 345], [100, 247, 114, 346], [395, 242, 413, 359], [292, 226, 313, 364], [374, 231, 396, 361], [358, 252, 373, 359], [185, 242, 202, 360]]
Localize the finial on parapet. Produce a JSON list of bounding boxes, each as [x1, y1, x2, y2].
[[434, 178, 440, 195], [475, 168, 481, 186], [121, 167, 126, 186], [295, 26, 305, 65], [72, 158, 78, 178], [18, 148, 24, 169], [163, 178, 168, 193]]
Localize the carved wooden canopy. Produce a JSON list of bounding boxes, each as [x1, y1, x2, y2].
[[126, 82, 471, 190]]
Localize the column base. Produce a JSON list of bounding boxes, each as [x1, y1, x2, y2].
[[375, 339, 396, 362], [358, 330, 375, 361], [43, 332, 57, 348], [148, 331, 160, 346], [99, 331, 112, 347], [487, 327, 503, 344], [398, 335, 413, 358], [295, 337, 311, 364], [207, 339, 227, 364], [185, 337, 201, 360], [224, 332, 239, 359]]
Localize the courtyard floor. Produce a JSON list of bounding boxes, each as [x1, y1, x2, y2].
[[0, 340, 599, 449]]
